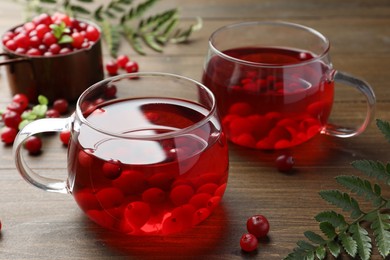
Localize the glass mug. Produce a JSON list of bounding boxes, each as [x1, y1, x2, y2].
[[202, 21, 376, 150], [13, 73, 229, 235]]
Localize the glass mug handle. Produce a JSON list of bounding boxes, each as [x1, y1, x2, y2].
[[321, 71, 376, 138], [13, 117, 73, 194]]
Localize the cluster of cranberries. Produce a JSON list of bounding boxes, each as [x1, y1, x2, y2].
[[1, 12, 100, 56], [105, 54, 139, 76], [0, 93, 70, 154], [240, 214, 270, 252]]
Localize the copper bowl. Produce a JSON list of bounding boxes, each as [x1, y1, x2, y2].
[[0, 20, 104, 103]]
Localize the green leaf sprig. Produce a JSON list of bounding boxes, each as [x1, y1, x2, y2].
[[19, 95, 48, 130], [50, 21, 73, 44], [284, 119, 390, 260], [16, 0, 202, 57]]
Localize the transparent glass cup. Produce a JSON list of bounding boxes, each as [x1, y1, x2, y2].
[[13, 72, 229, 235], [202, 21, 376, 150]]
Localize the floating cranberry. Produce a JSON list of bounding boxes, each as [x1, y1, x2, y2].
[[170, 184, 194, 206], [246, 214, 270, 238], [102, 160, 122, 180], [124, 201, 151, 228], [142, 187, 166, 204], [240, 233, 258, 252], [24, 136, 42, 155]]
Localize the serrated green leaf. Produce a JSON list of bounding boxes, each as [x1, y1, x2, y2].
[[376, 119, 390, 143], [58, 34, 73, 44], [315, 210, 347, 229], [123, 26, 146, 55], [327, 240, 341, 258], [32, 105, 48, 118], [305, 251, 314, 260], [351, 160, 390, 185], [70, 4, 91, 15], [100, 19, 122, 57], [40, 0, 57, 3], [94, 5, 104, 21], [18, 120, 32, 130], [339, 232, 357, 257], [297, 240, 316, 251], [315, 246, 326, 260], [371, 211, 390, 257], [320, 222, 337, 240], [350, 223, 372, 260], [142, 33, 163, 52], [38, 95, 48, 105], [304, 231, 326, 245], [319, 190, 363, 219], [336, 175, 383, 206]]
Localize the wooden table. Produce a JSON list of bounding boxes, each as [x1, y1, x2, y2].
[[1, 0, 389, 259]]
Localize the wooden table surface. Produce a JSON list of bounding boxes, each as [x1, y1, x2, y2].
[[1, 0, 390, 259]]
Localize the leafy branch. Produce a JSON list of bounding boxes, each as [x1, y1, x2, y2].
[[284, 119, 390, 260], [14, 0, 202, 57]]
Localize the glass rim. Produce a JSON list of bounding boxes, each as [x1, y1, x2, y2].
[[75, 72, 218, 140], [208, 20, 331, 68]]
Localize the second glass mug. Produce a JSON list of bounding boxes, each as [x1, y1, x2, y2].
[[202, 21, 376, 150], [13, 72, 229, 235]]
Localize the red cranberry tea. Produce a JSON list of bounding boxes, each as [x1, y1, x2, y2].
[[68, 98, 228, 235], [202, 47, 334, 149]]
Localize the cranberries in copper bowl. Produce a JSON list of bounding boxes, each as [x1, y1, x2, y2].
[[0, 13, 104, 103]]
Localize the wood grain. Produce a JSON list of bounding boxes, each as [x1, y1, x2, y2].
[[0, 0, 389, 259]]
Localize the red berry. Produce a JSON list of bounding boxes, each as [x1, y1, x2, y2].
[[246, 214, 270, 238], [7, 102, 24, 114], [59, 130, 71, 146], [85, 25, 100, 41], [116, 55, 129, 68], [45, 109, 60, 118], [4, 40, 17, 51], [49, 43, 61, 54], [105, 60, 119, 76], [104, 85, 117, 99], [124, 61, 139, 73], [53, 99, 69, 114], [12, 93, 29, 110], [42, 32, 57, 46], [24, 136, 42, 155], [71, 32, 84, 49], [240, 233, 258, 252], [26, 48, 41, 56], [275, 154, 295, 172], [32, 13, 53, 26], [52, 12, 72, 27], [3, 111, 22, 129], [13, 33, 30, 49], [35, 24, 50, 38], [1, 127, 18, 145]]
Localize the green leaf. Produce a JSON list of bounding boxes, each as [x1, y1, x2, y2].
[[32, 105, 48, 118], [351, 160, 390, 185], [70, 4, 91, 15], [336, 175, 383, 206], [315, 210, 347, 229], [58, 34, 74, 44], [315, 246, 326, 260], [19, 120, 32, 130], [297, 240, 316, 251], [376, 119, 390, 143], [339, 232, 357, 257], [100, 19, 122, 58], [319, 190, 362, 219], [319, 222, 337, 240], [350, 223, 372, 260], [40, 0, 57, 3], [50, 22, 67, 39], [21, 111, 37, 121], [38, 95, 48, 105], [371, 211, 390, 257], [304, 231, 326, 245], [327, 240, 341, 258], [142, 33, 163, 52]]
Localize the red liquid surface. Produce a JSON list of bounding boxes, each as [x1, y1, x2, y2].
[[202, 47, 334, 149], [68, 98, 228, 235]]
